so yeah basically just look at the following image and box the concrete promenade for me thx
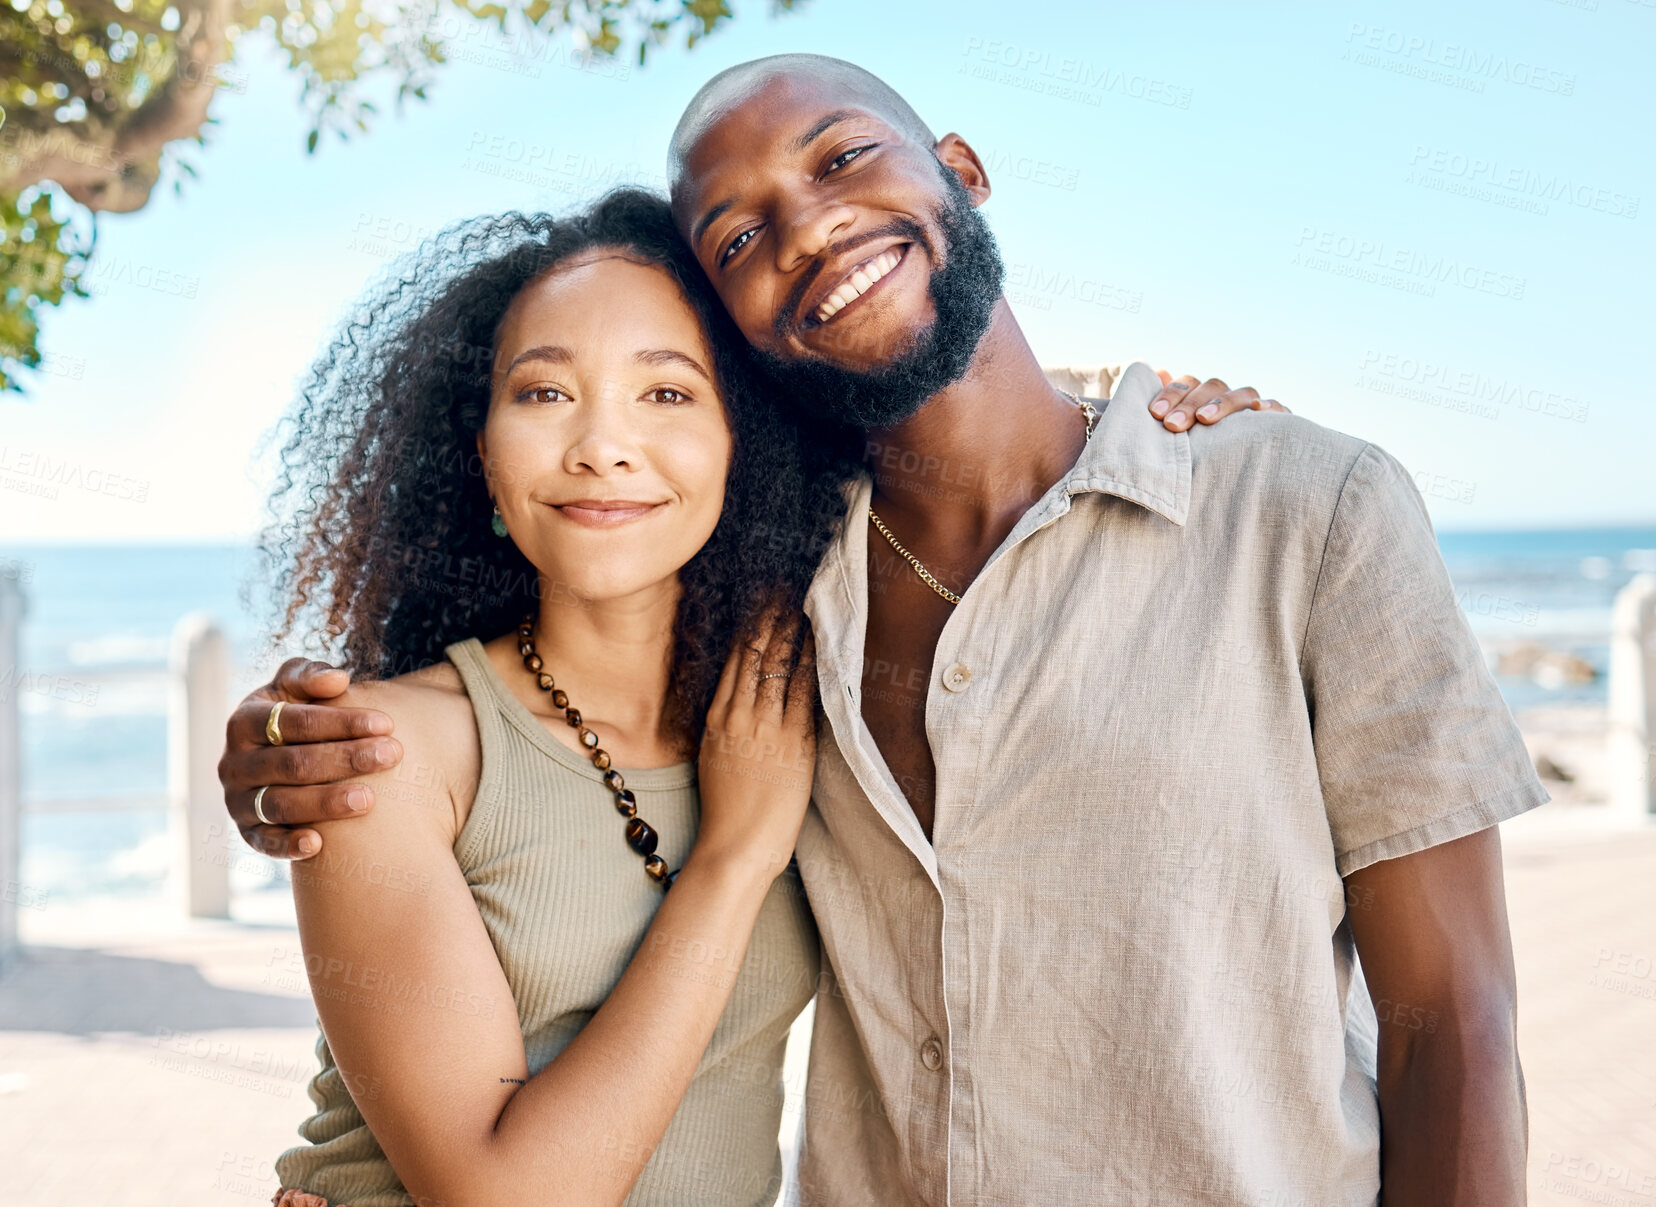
[1,817,1652,1206]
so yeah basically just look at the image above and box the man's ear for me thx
[934,133,991,206]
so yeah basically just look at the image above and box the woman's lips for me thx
[550,501,667,527]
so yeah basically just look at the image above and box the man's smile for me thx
[801,243,911,330]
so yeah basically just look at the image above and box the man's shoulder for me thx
[1185,410,1377,508]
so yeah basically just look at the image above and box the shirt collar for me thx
[1063,360,1191,526]
[806,359,1193,629]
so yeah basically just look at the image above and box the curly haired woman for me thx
[263,189,862,1207]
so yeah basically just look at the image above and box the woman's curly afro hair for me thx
[262,188,863,755]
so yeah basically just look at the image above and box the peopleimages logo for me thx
[1293,228,1526,301]
[1342,23,1577,96]
[1356,349,1591,424]
[1407,146,1639,220]
[959,37,1194,109]
[0,446,151,502]
[1004,261,1144,314]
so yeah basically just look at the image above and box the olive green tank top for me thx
[274,638,820,1206]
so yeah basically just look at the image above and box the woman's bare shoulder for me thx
[342,660,469,717]
[332,660,479,833]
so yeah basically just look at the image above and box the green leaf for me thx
[0,0,808,382]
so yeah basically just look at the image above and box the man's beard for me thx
[750,171,1005,430]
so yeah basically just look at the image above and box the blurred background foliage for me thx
[0,0,802,390]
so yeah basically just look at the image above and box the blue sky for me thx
[2,0,1651,542]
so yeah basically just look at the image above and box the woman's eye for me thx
[519,386,566,404]
[825,144,874,175]
[720,227,756,266]
[647,387,690,406]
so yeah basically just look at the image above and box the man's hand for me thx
[1149,371,1290,431]
[218,658,402,860]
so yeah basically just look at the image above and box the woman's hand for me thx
[286,672,792,1207]
[1149,370,1291,431]
[694,604,818,882]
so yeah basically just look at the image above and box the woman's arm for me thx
[294,614,817,1207]
[217,379,1273,860]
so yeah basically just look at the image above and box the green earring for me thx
[491,505,508,538]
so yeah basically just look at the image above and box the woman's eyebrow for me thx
[635,348,713,381]
[504,344,574,373]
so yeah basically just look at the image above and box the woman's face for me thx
[480,253,735,605]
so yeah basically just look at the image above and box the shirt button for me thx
[942,663,972,692]
[920,1037,944,1071]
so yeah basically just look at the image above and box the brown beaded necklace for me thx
[515,616,678,890]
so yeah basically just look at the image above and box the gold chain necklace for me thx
[867,509,963,604]
[868,390,1097,606]
[516,616,678,890]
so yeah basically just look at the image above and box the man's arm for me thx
[1294,439,1547,1202]
[1345,827,1527,1205]
[218,658,403,859]
[222,380,1278,858]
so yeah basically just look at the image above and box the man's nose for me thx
[775,197,856,274]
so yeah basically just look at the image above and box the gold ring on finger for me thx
[253,784,274,826]
[758,672,788,681]
[265,700,287,746]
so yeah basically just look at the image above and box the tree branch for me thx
[1,0,234,212]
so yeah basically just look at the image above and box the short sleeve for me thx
[1302,443,1549,876]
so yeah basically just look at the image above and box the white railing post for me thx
[1608,573,1656,825]
[169,613,231,917]
[0,569,25,974]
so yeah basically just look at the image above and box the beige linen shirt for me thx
[793,361,1548,1206]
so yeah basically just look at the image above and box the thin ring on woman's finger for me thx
[727,633,769,715]
[253,784,274,825]
[753,628,796,710]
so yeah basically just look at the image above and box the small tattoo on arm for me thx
[499,1077,526,1086]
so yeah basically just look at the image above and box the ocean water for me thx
[3,529,1654,902]
[1,545,280,905]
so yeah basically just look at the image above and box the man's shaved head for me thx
[668,54,934,191]
[662,52,1004,429]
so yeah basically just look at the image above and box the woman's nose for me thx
[563,391,644,474]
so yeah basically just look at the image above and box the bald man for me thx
[221,54,1538,1207]
[664,55,1536,1206]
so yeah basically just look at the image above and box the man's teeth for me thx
[815,249,902,323]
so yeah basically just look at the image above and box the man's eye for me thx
[825,144,875,175]
[720,227,756,266]
[647,387,690,406]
